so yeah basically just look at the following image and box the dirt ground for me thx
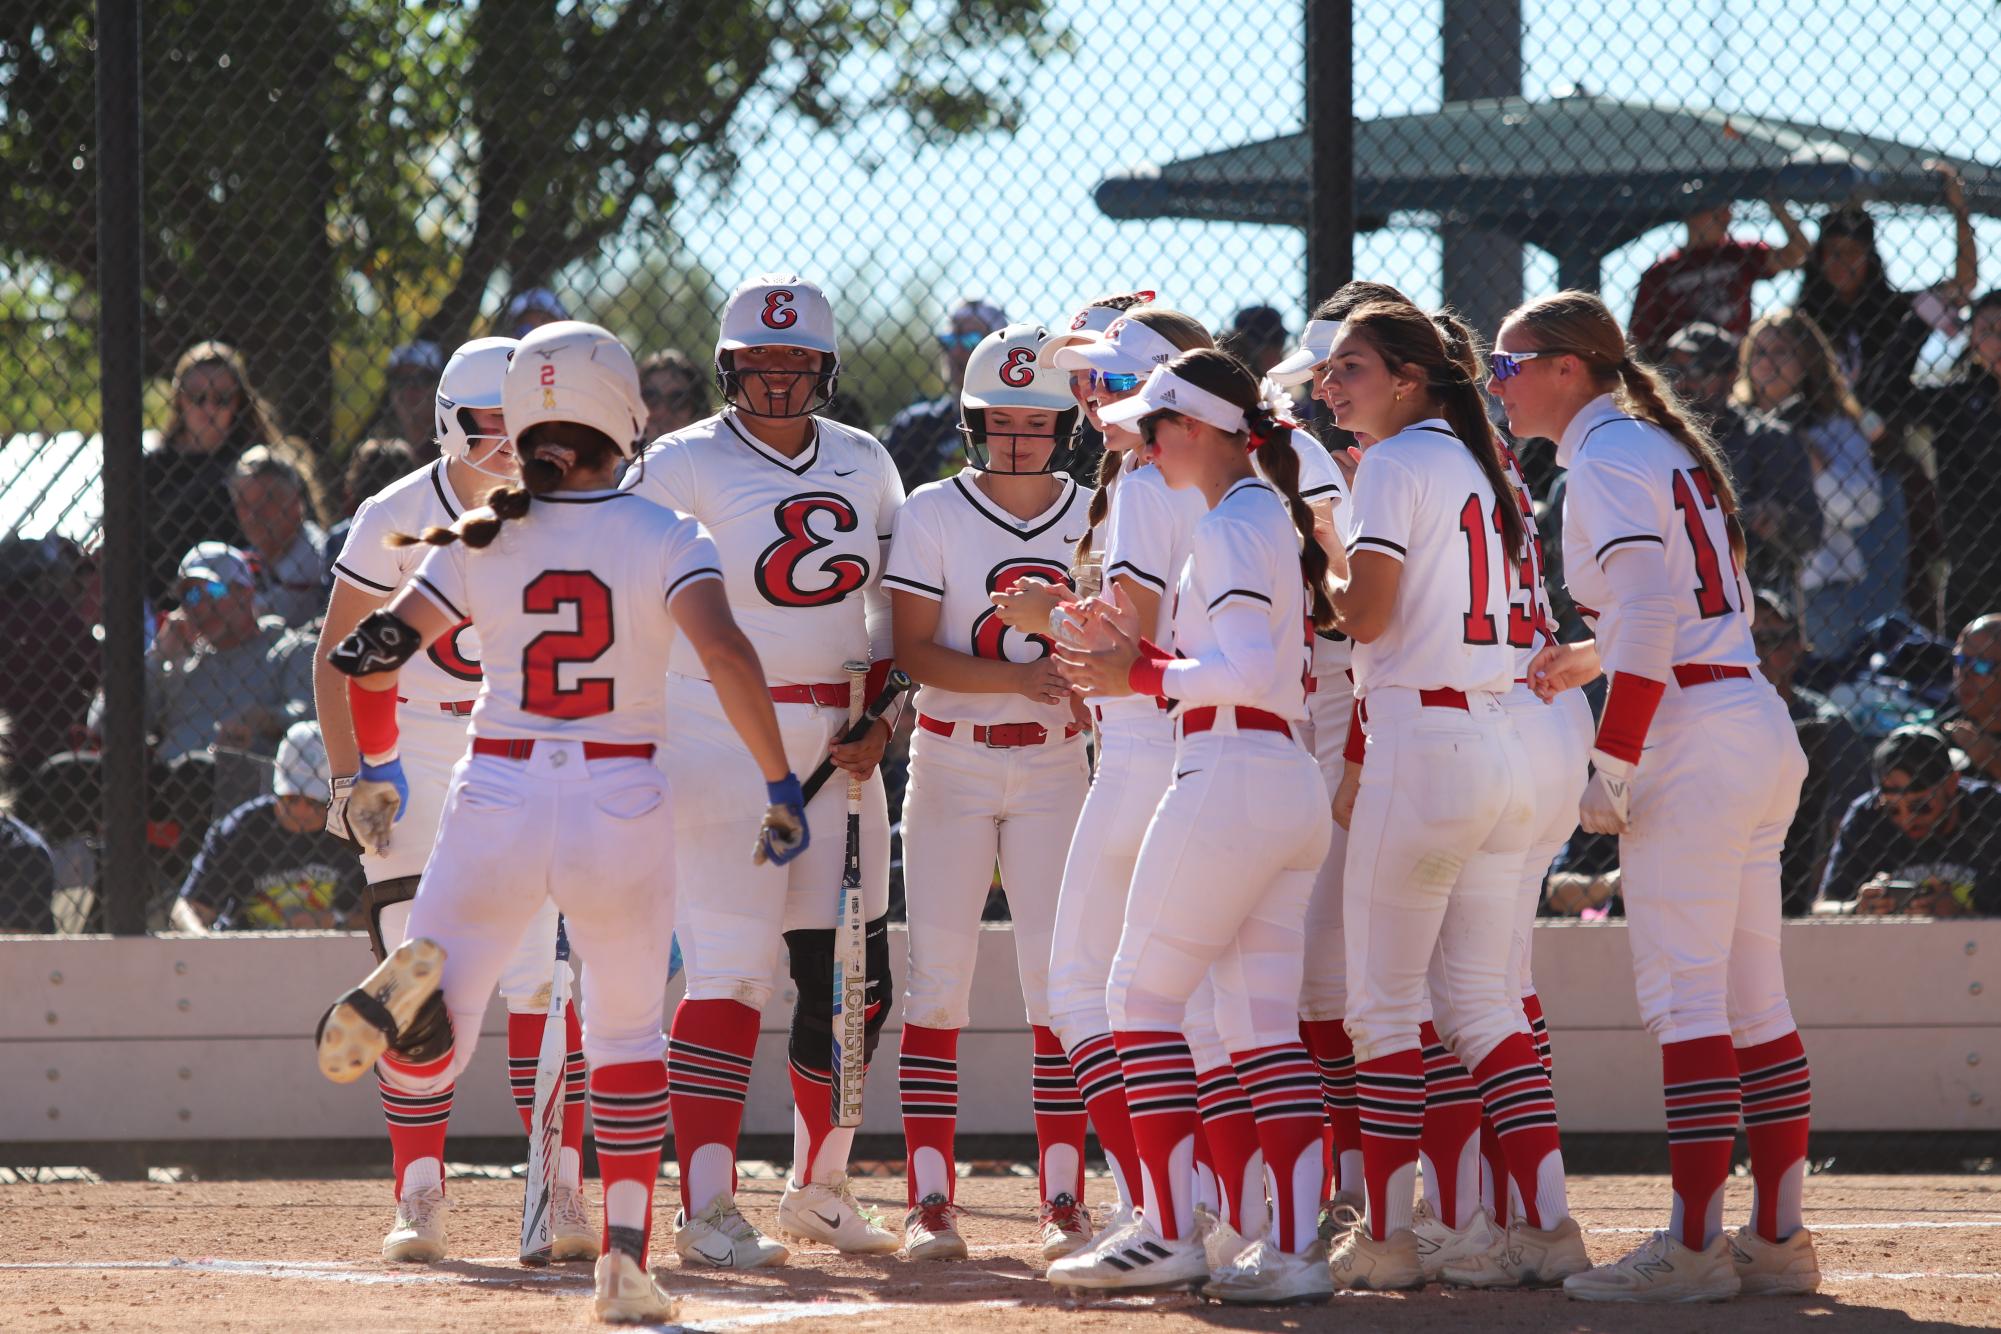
[1,1168,1997,1332]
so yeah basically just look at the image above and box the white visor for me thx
[1099,367,1248,435]
[1036,290,1159,369]
[1265,319,1343,387]
[1050,316,1182,376]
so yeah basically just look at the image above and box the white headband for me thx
[1098,366,1248,435]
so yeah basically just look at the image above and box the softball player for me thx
[621,274,905,1264]
[1494,291,1815,1303]
[883,323,1095,1262]
[315,337,591,1264]
[314,320,808,1325]
[1045,348,1335,1305]
[1311,302,1567,1294]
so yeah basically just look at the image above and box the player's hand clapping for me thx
[1051,598,1142,698]
[989,576,1072,638]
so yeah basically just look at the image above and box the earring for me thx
[1394,390,1402,402]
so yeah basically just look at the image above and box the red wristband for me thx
[1594,669,1666,765]
[1128,654,1172,699]
[1343,696,1366,766]
[347,679,402,761]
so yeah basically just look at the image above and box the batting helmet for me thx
[501,321,647,460]
[714,273,840,418]
[434,336,519,476]
[960,324,1079,475]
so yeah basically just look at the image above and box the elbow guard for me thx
[329,609,422,678]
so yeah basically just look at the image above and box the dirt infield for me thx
[2,1170,1997,1332]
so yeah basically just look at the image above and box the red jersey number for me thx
[1671,468,1737,619]
[971,558,1073,660]
[1460,493,1544,649]
[754,493,871,608]
[521,571,616,719]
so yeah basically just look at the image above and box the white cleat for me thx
[592,1249,680,1324]
[1412,1201,1502,1280]
[1728,1224,1821,1296]
[776,1175,900,1255]
[317,938,446,1084]
[903,1192,969,1261]
[1192,1204,1248,1272]
[674,1192,789,1269]
[1039,1192,1094,1261]
[1563,1229,1741,1303]
[1046,1214,1210,1293]
[1202,1238,1333,1306]
[1329,1225,1426,1291]
[381,1184,447,1263]
[1443,1214,1590,1288]
[551,1183,601,1262]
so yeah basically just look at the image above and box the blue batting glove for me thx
[358,756,409,820]
[753,773,809,866]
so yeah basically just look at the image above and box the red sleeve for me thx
[1342,696,1366,766]
[1593,670,1667,765]
[348,680,401,762]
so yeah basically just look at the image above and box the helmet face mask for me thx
[435,337,519,471]
[715,346,838,421]
[960,323,1078,475]
[714,274,841,421]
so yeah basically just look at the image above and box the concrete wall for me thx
[2,919,1993,1144]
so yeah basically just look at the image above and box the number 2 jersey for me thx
[1556,394,1756,670]
[408,490,723,745]
[622,412,904,685]
[883,469,1087,731]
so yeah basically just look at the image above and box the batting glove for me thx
[350,755,409,856]
[325,774,361,850]
[1579,749,1635,835]
[753,773,809,867]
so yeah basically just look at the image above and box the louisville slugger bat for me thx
[831,660,871,1128]
[800,668,913,805]
[519,915,571,1265]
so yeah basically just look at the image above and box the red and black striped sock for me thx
[1472,1032,1567,1228]
[1355,1048,1425,1240]
[1663,1036,1740,1251]
[1066,1031,1142,1213]
[1418,1021,1483,1230]
[1031,1025,1089,1207]
[1195,1063,1264,1235]
[1233,1043,1323,1253]
[1113,1030,1198,1241]
[1300,1018,1361,1202]
[1737,1031,1811,1242]
[899,1023,958,1206]
[378,1048,454,1200]
[1522,991,1553,1074]
[666,998,758,1214]
[590,1059,669,1264]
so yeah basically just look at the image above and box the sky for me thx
[602,0,2001,369]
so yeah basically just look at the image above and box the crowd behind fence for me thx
[3,1,2001,937]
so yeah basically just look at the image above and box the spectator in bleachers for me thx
[1541,831,1622,918]
[169,720,364,932]
[0,536,100,774]
[143,340,286,603]
[321,437,420,588]
[383,341,444,463]
[1218,304,1289,378]
[1940,614,2001,784]
[1754,589,1873,913]
[1818,724,2001,916]
[230,446,329,628]
[1629,196,1811,359]
[1909,291,2001,636]
[1737,309,1899,659]
[0,712,58,934]
[640,348,710,440]
[881,297,1006,492]
[1661,321,1821,595]
[503,287,569,338]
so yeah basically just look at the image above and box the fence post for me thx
[96,0,149,935]
[1305,0,1354,310]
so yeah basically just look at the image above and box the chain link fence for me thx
[3,0,2000,954]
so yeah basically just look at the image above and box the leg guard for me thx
[363,875,422,962]
[784,913,893,1074]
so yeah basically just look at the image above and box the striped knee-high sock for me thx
[1113,1031,1198,1241]
[1418,1021,1484,1230]
[1472,1033,1568,1228]
[590,1059,670,1264]
[1195,1063,1264,1236]
[1737,1032,1811,1243]
[1233,1044,1324,1253]
[899,1023,958,1206]
[1355,1048,1425,1241]
[1663,1036,1740,1251]
[1031,1025,1089,1207]
[1301,1018,1361,1202]
[1066,1032,1142,1214]
[1522,991,1553,1074]
[666,999,758,1215]
[507,1007,588,1188]
[378,1048,454,1200]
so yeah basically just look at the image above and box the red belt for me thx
[1178,706,1293,739]
[1673,663,1752,688]
[1418,688,1469,710]
[472,738,657,761]
[767,682,852,708]
[917,715,1081,748]
[398,696,477,716]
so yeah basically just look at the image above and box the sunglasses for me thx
[1489,349,1574,381]
[1956,652,2000,677]
[182,391,241,409]
[179,578,232,608]
[937,331,986,351]
[1090,370,1142,395]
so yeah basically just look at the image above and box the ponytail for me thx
[391,485,532,550]
[1247,403,1337,630]
[1074,446,1124,566]
[1613,358,1746,564]
[388,422,618,552]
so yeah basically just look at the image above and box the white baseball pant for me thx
[1618,677,1806,1047]
[1298,672,1354,1021]
[1500,682,1593,1000]
[900,726,1089,1028]
[662,674,890,1009]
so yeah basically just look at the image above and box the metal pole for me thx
[1305,0,1353,311]
[1441,0,1524,343]
[96,0,149,935]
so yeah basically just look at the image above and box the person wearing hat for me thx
[1818,723,2001,916]
[384,340,446,461]
[1660,321,1820,597]
[503,286,570,339]
[1629,197,1811,360]
[881,298,1008,492]
[169,720,366,932]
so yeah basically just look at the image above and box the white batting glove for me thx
[1579,749,1635,835]
[325,775,360,849]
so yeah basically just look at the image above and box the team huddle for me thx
[306,272,1817,1321]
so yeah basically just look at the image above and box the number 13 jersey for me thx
[622,412,905,685]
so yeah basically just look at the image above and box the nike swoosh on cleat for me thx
[694,1239,736,1266]
[812,1210,845,1230]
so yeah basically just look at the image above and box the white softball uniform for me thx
[1300,456,1356,1022]
[623,412,902,1007]
[1341,422,1534,1069]
[400,490,723,1078]
[331,460,560,1008]
[1107,478,1332,1054]
[885,472,1091,1028]
[1557,396,1804,1046]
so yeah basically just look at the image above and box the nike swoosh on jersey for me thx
[1176,769,1201,780]
[831,467,858,476]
